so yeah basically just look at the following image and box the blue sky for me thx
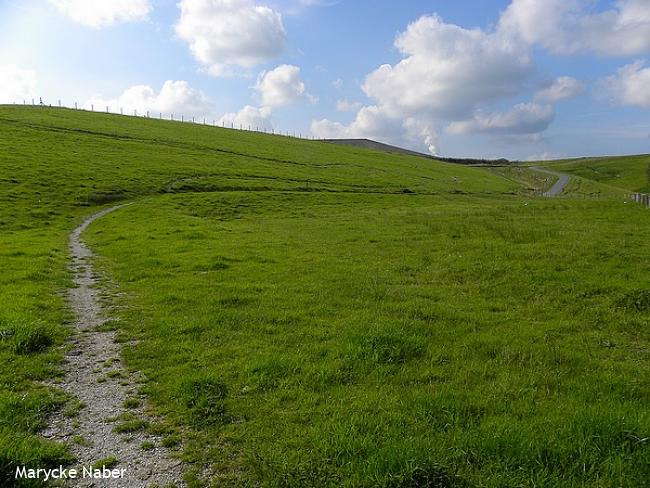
[1,0,649,160]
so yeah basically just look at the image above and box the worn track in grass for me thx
[43,204,185,488]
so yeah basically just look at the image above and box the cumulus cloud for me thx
[87,80,215,118]
[312,13,535,154]
[336,99,362,112]
[535,77,584,103]
[312,106,396,139]
[601,61,650,108]
[175,0,286,76]
[362,14,533,120]
[314,2,649,153]
[298,0,337,6]
[255,64,311,107]
[0,64,36,104]
[219,65,310,135]
[525,152,566,162]
[48,0,151,28]
[312,105,439,155]
[446,103,555,136]
[499,0,650,56]
[218,105,272,130]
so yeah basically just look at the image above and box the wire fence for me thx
[631,192,650,208]
[9,98,650,208]
[12,97,317,140]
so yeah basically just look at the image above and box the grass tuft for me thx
[11,320,54,355]
[616,289,650,312]
[91,456,119,470]
[179,378,229,426]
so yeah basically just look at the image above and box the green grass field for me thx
[1,106,649,487]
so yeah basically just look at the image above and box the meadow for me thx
[0,106,648,487]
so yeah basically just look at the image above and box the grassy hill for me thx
[537,155,650,194]
[1,106,649,487]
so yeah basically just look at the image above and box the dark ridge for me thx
[322,138,514,166]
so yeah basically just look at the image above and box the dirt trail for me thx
[531,166,570,197]
[43,204,185,487]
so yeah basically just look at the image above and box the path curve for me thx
[43,204,185,487]
[531,166,570,197]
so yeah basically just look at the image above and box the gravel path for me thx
[43,204,185,488]
[531,167,570,197]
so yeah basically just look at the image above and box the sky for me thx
[0,0,649,160]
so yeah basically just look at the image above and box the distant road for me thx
[531,167,570,197]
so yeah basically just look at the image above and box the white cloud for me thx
[602,61,650,108]
[315,2,650,153]
[312,105,394,139]
[335,99,362,112]
[535,77,585,103]
[298,0,337,6]
[362,14,533,120]
[175,0,286,76]
[48,0,151,28]
[446,103,555,136]
[312,105,439,155]
[87,80,215,118]
[219,65,309,135]
[255,64,310,107]
[525,152,566,162]
[331,78,343,89]
[218,105,272,130]
[312,13,536,154]
[0,65,36,104]
[499,0,650,56]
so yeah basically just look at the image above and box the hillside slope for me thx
[1,106,648,488]
[539,154,650,193]
[0,105,518,486]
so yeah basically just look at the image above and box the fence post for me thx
[58,100,61,107]
[181,115,184,122]
[120,107,123,115]
[106,106,109,113]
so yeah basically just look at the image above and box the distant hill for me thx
[322,138,513,165]
[537,154,650,193]
[321,138,434,159]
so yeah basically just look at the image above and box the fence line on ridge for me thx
[12,97,316,141]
